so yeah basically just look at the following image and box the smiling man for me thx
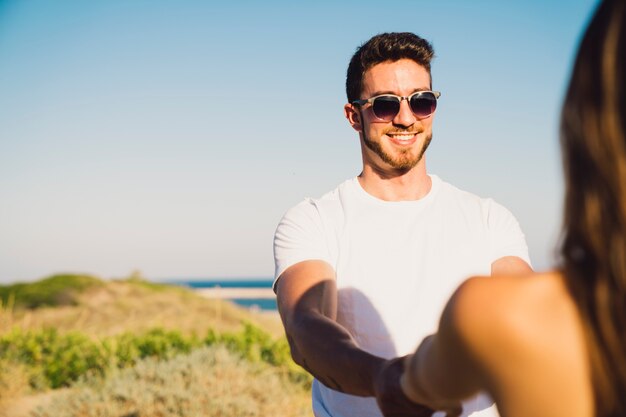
[273,32,532,417]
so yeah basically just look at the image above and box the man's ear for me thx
[344,103,362,132]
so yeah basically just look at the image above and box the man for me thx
[273,32,532,417]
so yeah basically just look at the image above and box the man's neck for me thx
[358,162,431,202]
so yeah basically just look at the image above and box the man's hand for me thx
[373,356,435,417]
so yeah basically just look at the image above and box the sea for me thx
[163,278,277,311]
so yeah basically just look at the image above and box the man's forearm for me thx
[276,263,385,397]
[286,310,384,396]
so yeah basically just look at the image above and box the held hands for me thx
[401,336,464,417]
[373,355,435,417]
[373,355,463,417]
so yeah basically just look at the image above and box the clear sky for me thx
[0,0,599,283]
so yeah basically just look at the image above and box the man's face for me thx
[352,59,435,172]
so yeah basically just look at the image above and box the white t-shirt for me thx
[274,175,530,417]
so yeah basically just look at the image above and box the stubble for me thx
[363,130,432,171]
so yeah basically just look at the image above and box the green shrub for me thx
[115,328,198,365]
[203,328,218,345]
[0,328,111,389]
[207,322,311,388]
[32,346,311,417]
[217,322,271,362]
[0,323,311,391]
[0,274,103,309]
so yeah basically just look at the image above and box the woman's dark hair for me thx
[345,32,434,103]
[559,0,626,415]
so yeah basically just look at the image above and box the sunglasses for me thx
[352,90,441,121]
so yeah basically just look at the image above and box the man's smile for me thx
[385,131,421,144]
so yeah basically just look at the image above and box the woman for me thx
[395,0,626,416]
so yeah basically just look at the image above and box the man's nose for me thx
[392,98,416,127]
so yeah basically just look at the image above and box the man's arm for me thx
[276,260,434,416]
[276,259,381,395]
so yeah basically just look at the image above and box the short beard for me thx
[363,130,432,171]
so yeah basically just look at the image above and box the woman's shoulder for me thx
[450,271,580,352]
[446,271,593,416]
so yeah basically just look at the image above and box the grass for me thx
[0,274,284,338]
[0,274,103,309]
[0,273,310,417]
[32,346,310,417]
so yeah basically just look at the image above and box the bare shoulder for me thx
[449,271,578,341]
[446,272,593,416]
[453,272,573,325]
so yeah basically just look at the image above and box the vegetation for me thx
[32,346,310,417]
[0,274,103,309]
[0,273,285,338]
[0,324,307,391]
[0,273,310,417]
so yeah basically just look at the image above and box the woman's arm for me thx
[399,277,491,413]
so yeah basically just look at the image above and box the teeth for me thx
[389,133,415,141]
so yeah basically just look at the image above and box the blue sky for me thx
[0,0,598,283]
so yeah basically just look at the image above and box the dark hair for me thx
[559,0,626,415]
[345,32,434,103]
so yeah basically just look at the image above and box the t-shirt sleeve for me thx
[485,199,532,267]
[273,199,332,289]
